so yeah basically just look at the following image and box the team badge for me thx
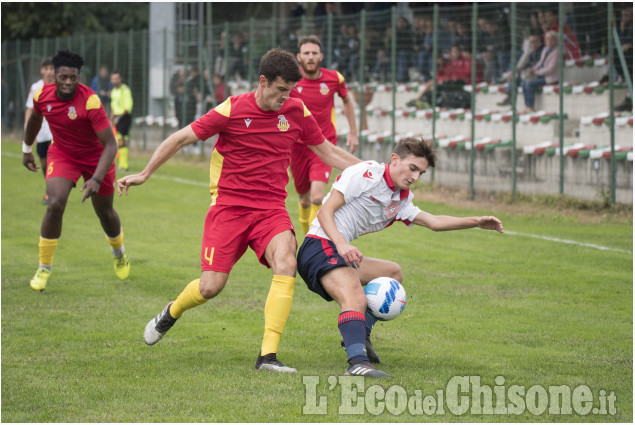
[319,82,329,95]
[67,106,77,120]
[277,115,289,132]
[384,201,400,218]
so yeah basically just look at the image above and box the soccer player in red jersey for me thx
[22,50,130,292]
[118,48,361,372]
[290,35,359,233]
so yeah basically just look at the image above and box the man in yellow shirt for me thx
[110,70,133,171]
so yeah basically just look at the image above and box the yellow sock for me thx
[170,279,208,318]
[105,229,124,253]
[261,275,295,355]
[309,204,321,228]
[118,146,129,169]
[298,202,311,234]
[39,237,58,267]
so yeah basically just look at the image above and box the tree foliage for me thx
[2,2,149,41]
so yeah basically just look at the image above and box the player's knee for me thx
[45,197,66,218]
[388,262,403,283]
[198,279,224,299]
[271,255,297,277]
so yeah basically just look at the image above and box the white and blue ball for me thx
[364,277,407,321]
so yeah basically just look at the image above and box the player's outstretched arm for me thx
[22,111,44,172]
[317,189,363,268]
[117,125,199,196]
[309,139,361,172]
[413,211,504,233]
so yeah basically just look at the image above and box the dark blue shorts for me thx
[36,141,51,159]
[297,235,351,302]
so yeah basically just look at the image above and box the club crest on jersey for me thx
[67,106,77,120]
[277,115,289,132]
[363,169,374,179]
[385,200,400,218]
[244,118,252,128]
[319,82,329,95]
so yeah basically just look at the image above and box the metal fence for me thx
[2,3,632,203]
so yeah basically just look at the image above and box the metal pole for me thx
[128,29,134,91]
[113,31,119,71]
[162,28,167,140]
[199,6,206,159]
[183,25,190,131]
[510,2,517,201]
[431,4,439,183]
[558,4,565,195]
[248,17,255,90]
[327,12,333,67]
[390,6,397,151]
[224,21,230,99]
[95,33,101,78]
[271,16,277,47]
[142,29,148,150]
[207,3,216,108]
[357,9,366,158]
[469,3,477,200]
[608,3,616,204]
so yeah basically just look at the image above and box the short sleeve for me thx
[299,102,326,146]
[191,97,231,140]
[336,71,349,99]
[331,162,381,203]
[396,193,422,225]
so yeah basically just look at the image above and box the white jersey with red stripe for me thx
[307,160,422,243]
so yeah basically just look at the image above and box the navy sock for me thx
[338,311,368,364]
[365,311,378,336]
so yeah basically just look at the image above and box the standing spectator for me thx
[542,7,581,60]
[91,64,113,117]
[211,73,231,106]
[396,17,414,82]
[522,31,559,112]
[110,70,133,171]
[25,57,55,204]
[498,32,543,106]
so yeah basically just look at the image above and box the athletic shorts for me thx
[297,235,351,302]
[115,114,132,137]
[36,141,52,159]
[46,148,116,196]
[200,205,295,273]
[290,143,332,194]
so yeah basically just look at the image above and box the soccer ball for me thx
[364,277,407,321]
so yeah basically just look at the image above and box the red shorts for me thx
[46,148,116,196]
[290,143,332,194]
[200,205,296,273]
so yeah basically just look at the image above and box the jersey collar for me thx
[383,163,410,200]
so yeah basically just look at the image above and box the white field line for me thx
[4,150,631,254]
[504,230,632,255]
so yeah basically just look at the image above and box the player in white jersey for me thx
[25,57,55,204]
[297,137,504,377]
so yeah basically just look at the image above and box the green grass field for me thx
[2,140,632,422]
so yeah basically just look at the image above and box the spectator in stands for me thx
[212,73,231,105]
[453,20,472,51]
[91,64,112,116]
[522,31,559,112]
[395,17,414,82]
[541,7,581,60]
[372,26,391,82]
[414,16,434,82]
[334,23,360,81]
[407,45,471,109]
[477,17,497,83]
[498,32,543,106]
[615,6,632,112]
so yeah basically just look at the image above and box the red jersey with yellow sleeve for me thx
[290,68,348,144]
[190,92,326,210]
[32,83,111,165]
